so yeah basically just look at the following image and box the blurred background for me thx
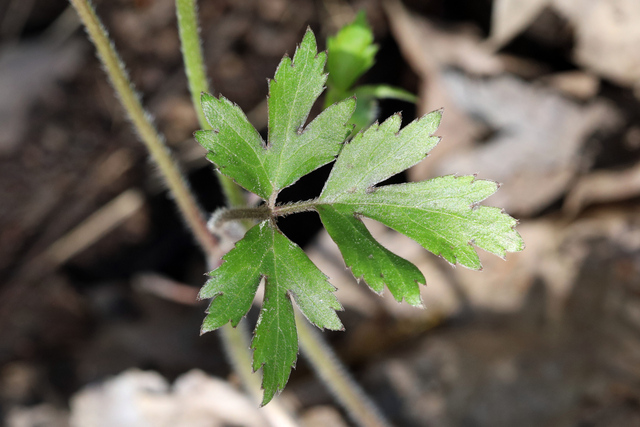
[1,0,640,425]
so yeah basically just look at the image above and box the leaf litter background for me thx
[1,0,640,425]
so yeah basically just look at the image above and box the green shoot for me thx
[325,11,418,133]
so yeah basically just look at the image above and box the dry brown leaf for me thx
[538,70,600,100]
[452,219,577,319]
[489,0,640,88]
[488,0,552,49]
[553,0,640,88]
[69,369,270,427]
[431,72,620,216]
[564,162,640,216]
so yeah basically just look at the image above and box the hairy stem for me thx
[69,0,219,259]
[214,206,272,224]
[175,0,208,129]
[70,0,284,420]
[214,201,318,225]
[272,200,318,217]
[175,0,245,208]
[296,312,391,427]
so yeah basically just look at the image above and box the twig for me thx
[45,189,144,265]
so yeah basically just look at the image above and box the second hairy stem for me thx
[175,0,245,208]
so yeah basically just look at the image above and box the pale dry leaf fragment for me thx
[444,207,640,328]
[489,0,640,88]
[300,405,350,427]
[488,0,552,49]
[563,162,640,216]
[538,70,600,101]
[69,369,268,427]
[552,0,640,88]
[385,0,503,76]
[432,72,620,216]
[452,219,575,317]
[6,404,69,427]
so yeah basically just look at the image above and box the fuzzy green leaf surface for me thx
[200,221,342,405]
[318,112,524,275]
[196,93,272,199]
[196,29,355,200]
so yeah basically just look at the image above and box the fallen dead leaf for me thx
[564,162,640,216]
[553,0,640,88]
[488,0,552,49]
[488,0,640,88]
[432,71,620,216]
[69,369,272,427]
[538,70,600,101]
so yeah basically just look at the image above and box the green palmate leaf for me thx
[200,221,342,405]
[318,112,524,275]
[196,30,355,201]
[196,27,523,405]
[195,28,353,406]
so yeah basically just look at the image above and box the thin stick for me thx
[175,0,245,208]
[68,0,220,260]
[45,189,144,265]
